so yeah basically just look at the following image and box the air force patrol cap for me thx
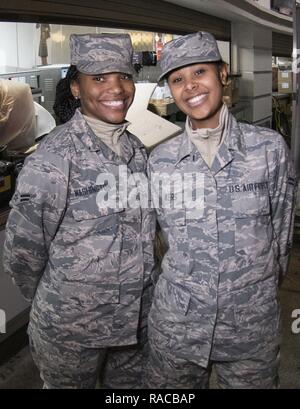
[158,31,222,82]
[70,33,135,76]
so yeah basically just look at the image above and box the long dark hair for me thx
[53,65,81,124]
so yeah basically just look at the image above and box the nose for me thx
[185,77,198,92]
[108,77,123,94]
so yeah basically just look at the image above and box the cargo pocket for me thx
[57,281,120,338]
[234,295,280,344]
[70,202,124,258]
[72,203,124,231]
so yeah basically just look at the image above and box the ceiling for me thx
[163,0,293,34]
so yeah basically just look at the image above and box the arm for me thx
[269,137,297,280]
[3,150,68,302]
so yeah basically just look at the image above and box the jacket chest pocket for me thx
[72,199,124,247]
[72,203,124,233]
[55,199,125,276]
[232,194,273,259]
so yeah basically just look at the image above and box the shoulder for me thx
[37,119,76,159]
[23,121,74,178]
[239,122,288,152]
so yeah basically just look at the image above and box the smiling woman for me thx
[146,31,296,390]
[3,33,156,389]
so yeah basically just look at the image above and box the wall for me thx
[0,21,230,76]
[17,23,38,68]
[0,22,18,67]
[0,22,38,68]
[217,40,230,65]
[233,22,273,124]
[49,24,99,65]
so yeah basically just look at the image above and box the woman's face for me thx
[167,62,227,129]
[71,72,135,124]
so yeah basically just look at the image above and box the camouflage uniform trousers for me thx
[145,323,280,389]
[29,325,148,389]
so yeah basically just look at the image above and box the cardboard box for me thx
[149,100,177,117]
[278,70,292,82]
[278,70,293,94]
[278,82,293,94]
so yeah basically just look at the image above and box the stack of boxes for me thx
[278,70,293,93]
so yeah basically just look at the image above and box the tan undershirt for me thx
[186,103,229,168]
[83,114,130,157]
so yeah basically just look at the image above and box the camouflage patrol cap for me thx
[70,33,135,76]
[158,31,222,82]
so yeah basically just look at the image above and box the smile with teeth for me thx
[101,100,125,108]
[186,94,208,107]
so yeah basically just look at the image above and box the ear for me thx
[219,63,228,86]
[70,79,80,99]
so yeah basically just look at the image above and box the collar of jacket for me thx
[175,113,246,170]
[71,109,135,164]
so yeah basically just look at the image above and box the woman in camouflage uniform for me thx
[146,31,296,389]
[4,33,155,389]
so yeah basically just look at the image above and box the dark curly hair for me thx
[53,65,81,124]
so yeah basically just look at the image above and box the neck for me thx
[190,102,223,130]
[82,115,127,128]
[83,114,129,156]
[185,103,230,168]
